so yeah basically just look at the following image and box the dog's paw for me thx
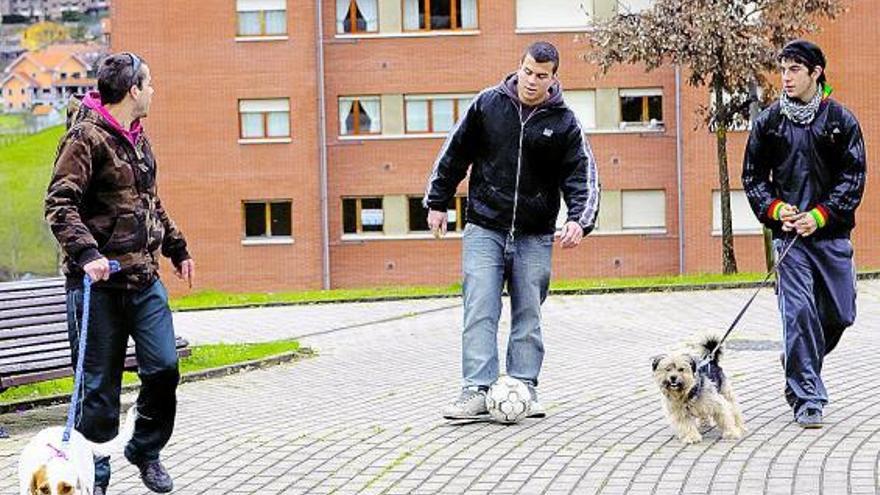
[722,428,743,440]
[680,432,702,444]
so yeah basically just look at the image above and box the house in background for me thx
[0,43,103,112]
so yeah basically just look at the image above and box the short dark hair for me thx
[97,52,146,104]
[778,40,827,85]
[522,41,559,74]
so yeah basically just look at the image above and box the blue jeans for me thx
[66,279,180,488]
[776,236,856,418]
[461,223,553,390]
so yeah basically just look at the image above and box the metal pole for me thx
[316,0,330,289]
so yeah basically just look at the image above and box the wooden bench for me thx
[0,277,190,392]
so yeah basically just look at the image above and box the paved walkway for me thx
[3,281,880,494]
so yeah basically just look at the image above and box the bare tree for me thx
[587,0,846,273]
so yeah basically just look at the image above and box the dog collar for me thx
[46,442,69,462]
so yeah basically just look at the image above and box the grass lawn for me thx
[0,113,27,134]
[0,339,301,406]
[170,272,773,311]
[0,125,64,277]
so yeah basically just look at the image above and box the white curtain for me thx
[266,112,289,137]
[360,98,381,133]
[264,10,287,34]
[461,0,478,28]
[336,0,349,33]
[338,98,354,134]
[238,12,261,35]
[403,0,420,30]
[406,100,428,132]
[432,99,454,132]
[356,0,379,32]
[241,113,263,138]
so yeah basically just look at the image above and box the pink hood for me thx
[82,91,143,146]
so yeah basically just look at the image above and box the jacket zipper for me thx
[509,99,544,243]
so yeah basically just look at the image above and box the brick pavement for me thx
[2,282,880,494]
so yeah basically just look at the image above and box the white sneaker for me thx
[442,387,488,419]
[528,400,546,418]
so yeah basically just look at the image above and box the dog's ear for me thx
[651,355,665,371]
[29,465,47,495]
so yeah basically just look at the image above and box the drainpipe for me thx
[316,0,331,289]
[675,64,685,275]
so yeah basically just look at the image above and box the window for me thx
[236,0,287,36]
[339,96,381,135]
[336,0,378,33]
[403,0,478,31]
[343,197,384,234]
[619,0,653,14]
[60,72,67,79]
[713,190,762,234]
[619,88,663,128]
[72,72,80,79]
[239,99,290,139]
[405,94,472,133]
[566,89,596,129]
[408,196,467,232]
[621,190,666,230]
[243,200,292,238]
[516,0,591,31]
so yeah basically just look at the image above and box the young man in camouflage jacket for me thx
[45,52,194,494]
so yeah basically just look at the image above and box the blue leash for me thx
[62,260,120,445]
[698,235,800,369]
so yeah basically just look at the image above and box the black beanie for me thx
[779,39,827,84]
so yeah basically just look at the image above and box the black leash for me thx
[699,234,799,368]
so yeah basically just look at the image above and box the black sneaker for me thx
[94,487,106,495]
[126,451,174,493]
[797,408,823,429]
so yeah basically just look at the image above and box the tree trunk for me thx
[714,75,738,274]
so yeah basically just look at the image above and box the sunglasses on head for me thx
[122,52,142,88]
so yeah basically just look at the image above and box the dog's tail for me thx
[699,335,723,364]
[90,405,137,458]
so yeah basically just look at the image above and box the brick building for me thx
[111,0,877,293]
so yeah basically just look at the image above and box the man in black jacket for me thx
[743,40,866,429]
[424,41,600,420]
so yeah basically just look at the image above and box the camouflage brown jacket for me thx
[45,97,190,290]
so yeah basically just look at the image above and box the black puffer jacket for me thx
[742,98,866,239]
[424,74,600,236]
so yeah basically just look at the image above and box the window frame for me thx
[339,0,379,34]
[407,195,467,233]
[619,88,664,129]
[242,200,293,239]
[402,0,479,32]
[339,96,383,136]
[342,196,385,235]
[238,98,291,140]
[236,2,287,37]
[404,94,473,134]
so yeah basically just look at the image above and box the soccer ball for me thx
[485,375,532,424]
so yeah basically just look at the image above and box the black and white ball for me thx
[485,375,532,424]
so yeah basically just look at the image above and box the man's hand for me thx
[793,213,819,237]
[427,210,448,239]
[83,257,111,282]
[782,211,804,233]
[556,221,584,249]
[175,258,195,289]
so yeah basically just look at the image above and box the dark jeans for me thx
[66,279,180,488]
[775,236,857,418]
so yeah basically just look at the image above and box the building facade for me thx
[111,0,878,293]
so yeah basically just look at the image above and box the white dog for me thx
[18,407,136,495]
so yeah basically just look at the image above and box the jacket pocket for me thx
[102,211,147,253]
